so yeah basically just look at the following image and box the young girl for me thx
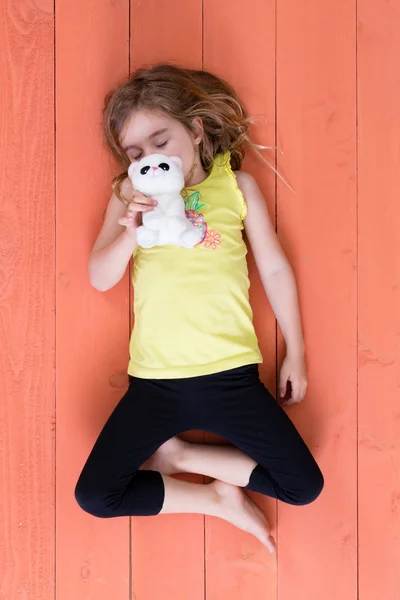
[75,64,324,553]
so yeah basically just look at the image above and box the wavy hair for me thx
[102,63,271,204]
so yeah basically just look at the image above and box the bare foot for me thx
[139,436,186,475]
[212,480,276,553]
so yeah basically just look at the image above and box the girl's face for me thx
[120,110,203,180]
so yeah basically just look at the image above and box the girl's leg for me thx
[202,365,324,505]
[141,435,257,486]
[75,374,275,549]
[159,365,323,506]
[75,377,184,517]
[159,475,276,552]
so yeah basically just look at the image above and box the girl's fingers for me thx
[289,382,301,403]
[119,204,154,227]
[127,204,154,216]
[279,366,290,399]
[129,195,157,207]
[118,217,133,227]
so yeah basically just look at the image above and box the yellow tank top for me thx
[128,151,263,379]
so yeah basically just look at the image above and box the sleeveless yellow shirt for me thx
[127,151,263,379]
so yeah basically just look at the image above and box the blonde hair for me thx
[102,63,272,205]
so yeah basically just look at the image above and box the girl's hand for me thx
[117,189,158,233]
[279,354,308,406]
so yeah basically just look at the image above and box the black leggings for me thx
[75,365,324,517]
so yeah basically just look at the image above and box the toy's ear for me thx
[170,156,183,170]
[128,162,138,180]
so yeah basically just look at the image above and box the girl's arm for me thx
[89,178,157,292]
[236,171,307,403]
[88,193,138,292]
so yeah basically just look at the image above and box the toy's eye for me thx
[140,166,150,175]
[158,163,170,171]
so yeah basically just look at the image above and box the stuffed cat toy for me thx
[128,154,202,249]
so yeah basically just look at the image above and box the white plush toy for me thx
[128,154,202,249]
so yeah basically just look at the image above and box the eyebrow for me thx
[122,128,168,151]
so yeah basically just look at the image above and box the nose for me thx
[152,166,158,171]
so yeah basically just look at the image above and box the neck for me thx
[185,153,209,187]
[189,165,208,186]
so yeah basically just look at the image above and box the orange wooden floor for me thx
[1,1,399,599]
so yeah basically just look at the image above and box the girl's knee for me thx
[74,470,164,517]
[289,467,324,506]
[74,479,114,518]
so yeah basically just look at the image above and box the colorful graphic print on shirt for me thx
[184,191,222,250]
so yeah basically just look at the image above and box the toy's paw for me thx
[136,226,157,249]
[144,212,163,230]
[181,226,202,249]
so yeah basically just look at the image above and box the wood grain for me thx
[130,3,205,600]
[55,1,130,599]
[276,1,357,598]
[130,0,202,71]
[358,1,400,598]
[203,1,277,598]
[0,1,55,598]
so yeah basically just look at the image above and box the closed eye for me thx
[130,141,166,161]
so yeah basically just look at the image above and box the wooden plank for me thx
[131,0,203,70]
[55,1,130,599]
[0,2,55,598]
[276,1,357,599]
[203,1,277,598]
[357,2,400,598]
[130,3,205,600]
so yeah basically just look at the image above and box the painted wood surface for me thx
[1,1,398,599]
[357,1,400,598]
[276,2,358,599]
[0,1,55,598]
[55,1,130,599]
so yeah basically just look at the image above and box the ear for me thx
[191,116,204,144]
[128,162,138,180]
[170,156,183,170]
